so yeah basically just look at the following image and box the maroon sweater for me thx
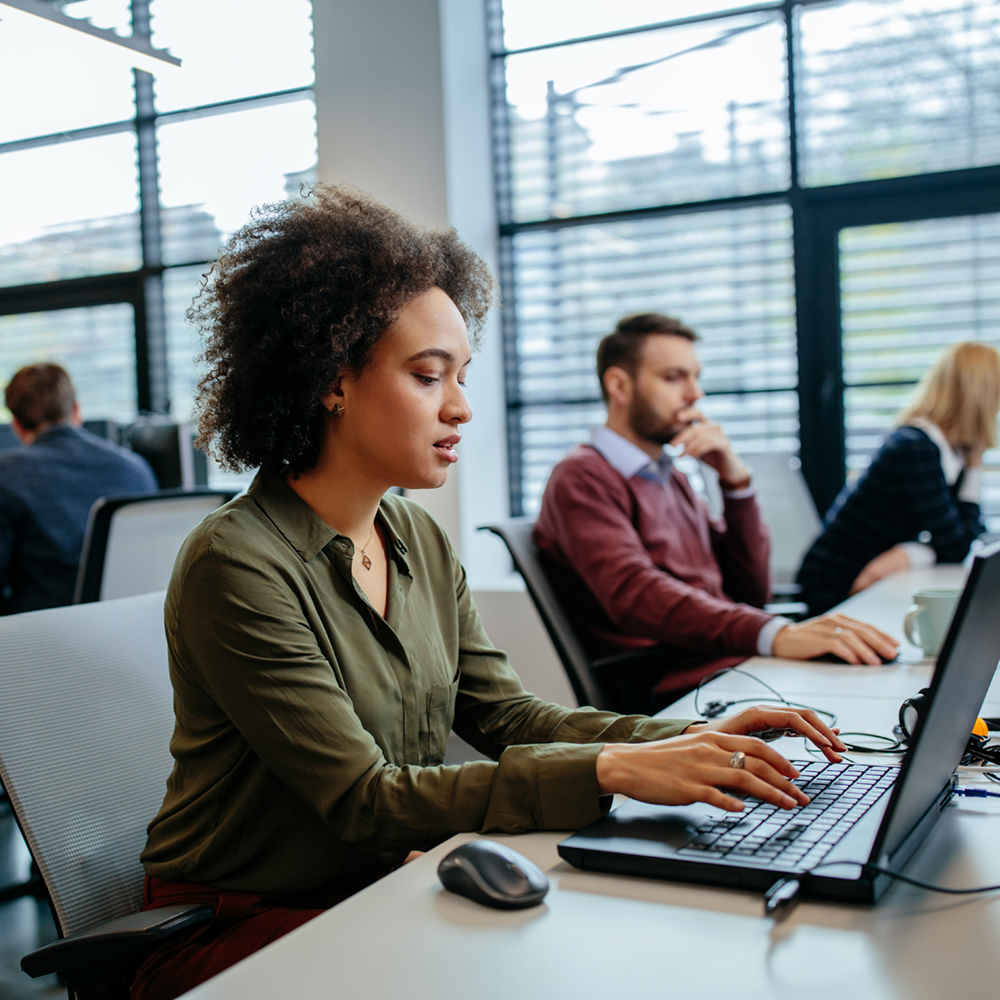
[533,444,775,697]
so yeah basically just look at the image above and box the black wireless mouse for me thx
[437,840,549,909]
[814,651,899,664]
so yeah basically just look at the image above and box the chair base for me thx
[0,873,46,905]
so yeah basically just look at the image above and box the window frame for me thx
[490,0,1000,517]
[0,0,316,419]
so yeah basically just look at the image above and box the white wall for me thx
[311,0,577,704]
[473,589,574,705]
[312,0,511,585]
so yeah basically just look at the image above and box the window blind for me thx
[506,202,797,513]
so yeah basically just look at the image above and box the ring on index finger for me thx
[833,626,844,637]
[729,750,746,769]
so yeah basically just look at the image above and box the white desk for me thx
[185,567,1000,1000]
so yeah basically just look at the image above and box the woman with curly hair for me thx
[132,186,845,1000]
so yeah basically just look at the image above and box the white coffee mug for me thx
[903,589,961,657]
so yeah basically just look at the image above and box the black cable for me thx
[962,735,1000,766]
[765,858,1000,916]
[693,665,837,727]
[833,731,906,754]
[847,855,1000,893]
[866,864,1000,894]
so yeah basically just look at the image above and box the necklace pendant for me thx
[361,551,372,571]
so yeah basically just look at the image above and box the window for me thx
[798,0,1000,186]
[492,0,1000,525]
[0,304,137,421]
[0,0,317,478]
[501,10,789,222]
[506,203,797,513]
[840,212,1000,510]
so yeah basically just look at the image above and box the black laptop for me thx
[559,542,1000,904]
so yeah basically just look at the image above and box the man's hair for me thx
[4,363,76,431]
[595,313,698,403]
[192,184,495,475]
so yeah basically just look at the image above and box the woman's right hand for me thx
[772,612,899,663]
[595,729,811,814]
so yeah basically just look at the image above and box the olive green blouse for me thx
[141,471,692,893]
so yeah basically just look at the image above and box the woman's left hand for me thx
[850,544,911,595]
[686,705,846,763]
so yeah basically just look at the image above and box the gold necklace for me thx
[359,523,375,571]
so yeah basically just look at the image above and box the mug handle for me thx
[904,605,921,648]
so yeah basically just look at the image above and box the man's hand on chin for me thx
[669,407,751,488]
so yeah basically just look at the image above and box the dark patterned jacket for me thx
[796,426,982,615]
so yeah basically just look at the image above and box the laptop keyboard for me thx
[675,760,898,871]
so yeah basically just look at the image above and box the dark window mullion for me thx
[784,0,799,191]
[131,0,168,414]
[499,233,525,515]
[0,273,141,316]
[0,120,135,155]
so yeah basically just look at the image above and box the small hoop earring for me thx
[331,403,345,418]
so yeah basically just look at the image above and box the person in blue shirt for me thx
[0,363,158,614]
[797,342,1000,615]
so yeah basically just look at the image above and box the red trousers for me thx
[129,875,369,1000]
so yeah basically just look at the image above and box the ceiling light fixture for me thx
[0,0,180,74]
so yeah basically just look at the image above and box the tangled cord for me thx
[693,665,838,727]
[694,666,1000,760]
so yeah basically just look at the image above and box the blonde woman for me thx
[797,341,1000,615]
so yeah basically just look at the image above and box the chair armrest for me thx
[21,903,215,979]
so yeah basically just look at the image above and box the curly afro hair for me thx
[191,185,495,475]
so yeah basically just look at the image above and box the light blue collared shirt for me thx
[590,425,673,483]
[587,426,788,656]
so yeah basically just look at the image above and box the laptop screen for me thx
[872,542,1000,865]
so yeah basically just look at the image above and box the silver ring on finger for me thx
[729,750,746,769]
[833,626,844,636]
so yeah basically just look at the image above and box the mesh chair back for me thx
[0,592,174,937]
[740,452,822,584]
[75,489,235,603]
[483,520,609,709]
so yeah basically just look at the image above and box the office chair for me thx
[481,520,667,715]
[675,450,816,616]
[739,451,822,588]
[74,488,236,604]
[0,593,213,1000]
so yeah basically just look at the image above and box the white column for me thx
[311,0,511,584]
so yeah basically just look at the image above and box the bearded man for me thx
[533,313,896,705]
